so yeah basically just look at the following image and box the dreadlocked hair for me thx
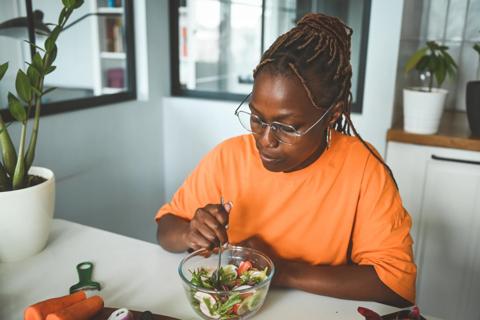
[253,13,398,189]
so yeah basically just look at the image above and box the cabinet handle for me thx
[431,154,480,166]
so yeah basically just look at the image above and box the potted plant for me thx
[403,41,458,134]
[0,0,83,262]
[466,42,480,136]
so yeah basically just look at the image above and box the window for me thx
[0,0,136,121]
[396,0,480,111]
[170,0,371,113]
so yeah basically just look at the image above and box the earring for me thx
[326,126,332,149]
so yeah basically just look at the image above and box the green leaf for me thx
[435,58,446,87]
[427,54,438,73]
[23,40,45,52]
[32,52,44,73]
[415,55,429,73]
[63,10,73,26]
[62,0,76,9]
[441,50,458,69]
[8,92,27,123]
[27,64,41,86]
[405,47,428,73]
[0,121,12,136]
[46,65,56,74]
[0,62,8,81]
[0,162,10,191]
[44,45,58,68]
[45,37,55,53]
[49,26,62,43]
[42,87,57,96]
[31,86,42,97]
[217,293,241,315]
[15,70,32,102]
[73,0,84,9]
[58,7,67,25]
[0,116,18,177]
[474,43,480,56]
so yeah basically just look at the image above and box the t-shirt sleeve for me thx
[155,144,223,222]
[351,153,417,304]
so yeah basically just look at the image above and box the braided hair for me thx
[253,13,398,188]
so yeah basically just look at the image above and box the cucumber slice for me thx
[222,264,238,280]
[250,270,267,282]
[237,291,263,315]
[236,298,250,316]
[246,291,263,310]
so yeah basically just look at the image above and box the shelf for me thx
[100,51,126,59]
[387,110,480,152]
[97,7,124,14]
[102,87,124,94]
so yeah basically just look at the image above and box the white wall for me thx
[162,0,405,201]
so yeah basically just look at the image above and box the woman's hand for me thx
[184,202,232,251]
[236,235,288,286]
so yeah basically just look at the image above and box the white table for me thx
[0,219,427,319]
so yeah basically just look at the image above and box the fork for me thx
[215,196,226,286]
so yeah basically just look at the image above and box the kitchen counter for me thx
[387,110,480,152]
[0,219,439,319]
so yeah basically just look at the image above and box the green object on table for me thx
[69,261,101,293]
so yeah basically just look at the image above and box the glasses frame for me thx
[234,92,336,144]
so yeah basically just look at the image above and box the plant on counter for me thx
[404,40,457,92]
[402,41,458,135]
[0,0,84,192]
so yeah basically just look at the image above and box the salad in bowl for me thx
[178,246,275,319]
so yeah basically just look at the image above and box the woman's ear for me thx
[328,102,343,127]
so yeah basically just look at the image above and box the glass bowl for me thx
[178,245,275,320]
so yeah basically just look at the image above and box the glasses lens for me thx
[271,124,299,144]
[237,111,254,132]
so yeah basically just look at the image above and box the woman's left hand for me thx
[235,235,288,286]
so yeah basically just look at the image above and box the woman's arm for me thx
[240,236,412,308]
[277,260,412,308]
[156,213,190,253]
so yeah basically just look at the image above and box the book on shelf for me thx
[105,17,124,53]
[106,0,123,7]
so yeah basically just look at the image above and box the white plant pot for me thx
[0,167,55,262]
[403,87,448,134]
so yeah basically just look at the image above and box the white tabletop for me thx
[0,219,423,320]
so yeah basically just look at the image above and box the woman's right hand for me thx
[184,201,232,251]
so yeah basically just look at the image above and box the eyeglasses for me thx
[234,92,335,145]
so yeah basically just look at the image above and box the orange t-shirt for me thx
[156,131,416,303]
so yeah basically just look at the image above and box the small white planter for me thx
[0,167,55,262]
[403,87,448,134]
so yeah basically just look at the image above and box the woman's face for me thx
[250,71,336,172]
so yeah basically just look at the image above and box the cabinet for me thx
[386,142,480,319]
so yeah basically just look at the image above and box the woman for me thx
[156,13,416,307]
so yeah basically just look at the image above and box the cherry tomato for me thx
[232,303,240,314]
[237,260,253,275]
